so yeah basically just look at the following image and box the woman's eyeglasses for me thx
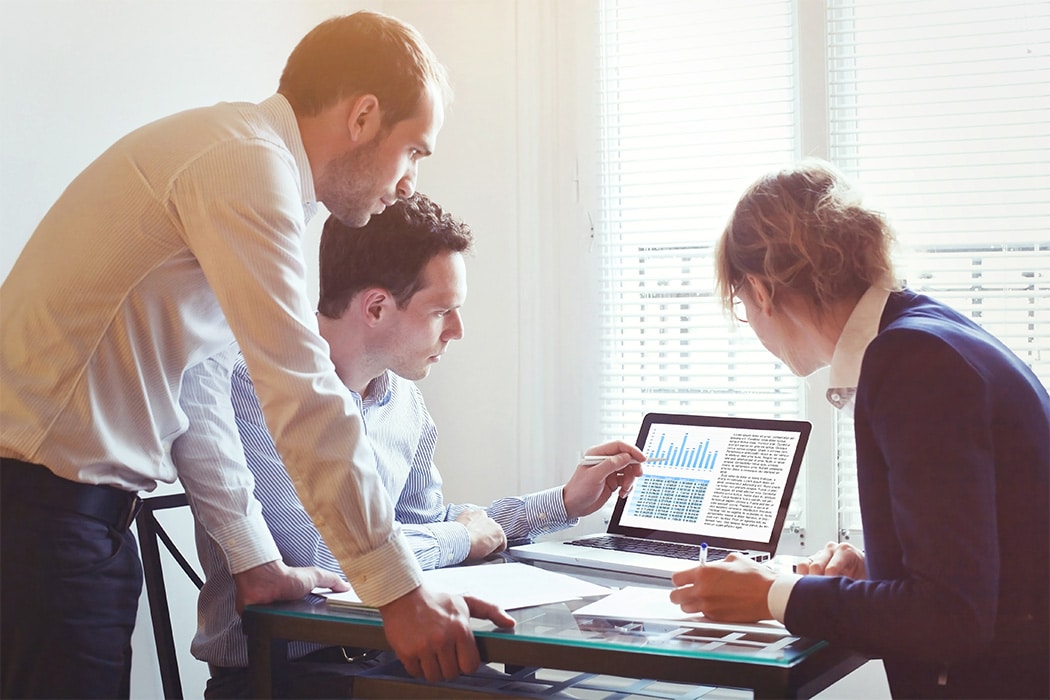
[731,283,748,324]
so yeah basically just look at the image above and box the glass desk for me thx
[243,579,864,699]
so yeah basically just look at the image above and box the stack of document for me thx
[318,562,611,612]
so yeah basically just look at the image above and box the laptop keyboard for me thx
[566,535,731,562]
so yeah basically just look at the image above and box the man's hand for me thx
[562,440,646,518]
[454,508,508,561]
[233,560,349,613]
[796,541,866,579]
[669,553,776,622]
[380,584,515,681]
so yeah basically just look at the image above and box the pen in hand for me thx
[579,454,650,467]
[699,542,708,566]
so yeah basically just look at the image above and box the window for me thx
[594,0,1049,548]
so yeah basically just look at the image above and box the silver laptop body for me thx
[509,412,810,579]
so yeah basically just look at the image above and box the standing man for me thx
[0,11,508,698]
[195,195,645,698]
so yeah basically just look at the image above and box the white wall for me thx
[0,1,886,697]
[389,0,604,503]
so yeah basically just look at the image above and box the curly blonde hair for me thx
[715,159,897,318]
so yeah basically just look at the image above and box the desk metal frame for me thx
[243,597,864,699]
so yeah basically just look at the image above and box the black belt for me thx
[208,646,383,680]
[1,458,142,532]
[296,646,382,664]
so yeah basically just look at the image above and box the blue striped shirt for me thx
[192,355,575,667]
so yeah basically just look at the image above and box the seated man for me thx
[193,193,645,698]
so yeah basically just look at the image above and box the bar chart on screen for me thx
[644,427,719,471]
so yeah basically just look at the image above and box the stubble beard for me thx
[319,139,381,228]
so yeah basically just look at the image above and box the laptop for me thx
[509,412,810,579]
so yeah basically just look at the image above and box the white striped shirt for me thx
[0,94,419,602]
[192,356,575,667]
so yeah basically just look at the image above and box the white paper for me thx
[572,586,788,634]
[317,562,611,611]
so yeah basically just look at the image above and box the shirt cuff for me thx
[523,487,576,537]
[343,532,424,608]
[767,573,803,623]
[426,521,471,567]
[210,511,282,574]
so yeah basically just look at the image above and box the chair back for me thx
[136,493,204,700]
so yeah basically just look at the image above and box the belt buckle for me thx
[341,647,382,665]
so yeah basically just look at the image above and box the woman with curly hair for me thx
[670,159,1048,699]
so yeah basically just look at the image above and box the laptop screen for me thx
[607,413,810,552]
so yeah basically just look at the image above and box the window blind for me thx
[594,0,806,526]
[826,0,1050,538]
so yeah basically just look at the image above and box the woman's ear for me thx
[744,275,775,316]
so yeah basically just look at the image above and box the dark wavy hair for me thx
[318,193,473,318]
[278,10,451,128]
[715,159,898,319]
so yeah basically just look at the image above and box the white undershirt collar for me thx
[826,283,893,414]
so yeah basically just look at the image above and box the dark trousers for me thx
[1,460,143,699]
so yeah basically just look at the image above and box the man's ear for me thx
[360,288,391,326]
[346,94,381,143]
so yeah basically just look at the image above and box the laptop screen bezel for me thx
[605,412,811,553]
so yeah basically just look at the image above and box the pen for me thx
[580,455,654,466]
[699,542,708,566]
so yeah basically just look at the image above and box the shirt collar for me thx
[361,371,393,409]
[826,282,893,412]
[257,94,318,219]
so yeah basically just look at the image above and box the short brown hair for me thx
[715,159,897,318]
[318,193,473,318]
[278,10,451,126]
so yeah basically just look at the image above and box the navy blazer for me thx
[783,290,1048,699]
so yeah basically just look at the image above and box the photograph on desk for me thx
[573,586,789,635]
[509,412,810,579]
[571,613,814,663]
[566,587,825,668]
